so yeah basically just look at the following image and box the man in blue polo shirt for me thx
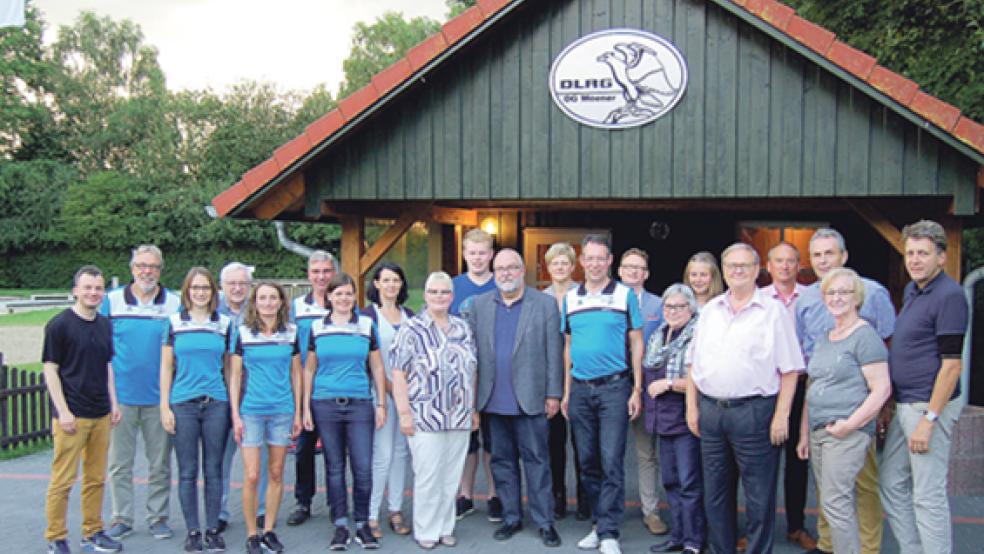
[103,245,182,541]
[285,250,336,526]
[881,220,968,554]
[562,234,643,554]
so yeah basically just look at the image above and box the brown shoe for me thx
[787,529,818,550]
[736,536,748,553]
[644,513,669,535]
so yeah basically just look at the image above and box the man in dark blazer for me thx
[463,248,564,547]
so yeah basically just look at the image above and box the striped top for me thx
[389,310,477,432]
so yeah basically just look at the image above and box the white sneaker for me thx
[577,529,599,549]
[598,538,622,554]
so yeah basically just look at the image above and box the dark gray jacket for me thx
[464,287,564,415]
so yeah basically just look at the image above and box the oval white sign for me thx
[549,28,688,129]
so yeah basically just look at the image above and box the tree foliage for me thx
[446,0,477,18]
[338,12,441,97]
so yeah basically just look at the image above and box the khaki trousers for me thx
[816,439,883,553]
[45,415,111,541]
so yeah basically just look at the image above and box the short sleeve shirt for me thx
[164,312,232,403]
[795,277,895,360]
[232,323,300,415]
[889,271,969,403]
[450,273,496,316]
[42,309,114,418]
[309,311,379,400]
[100,285,181,405]
[561,280,643,380]
[806,324,887,434]
[291,293,329,357]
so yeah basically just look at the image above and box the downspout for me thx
[961,266,984,406]
[274,221,315,259]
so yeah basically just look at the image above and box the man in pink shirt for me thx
[762,242,817,551]
[686,242,804,554]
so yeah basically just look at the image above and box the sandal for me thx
[440,535,457,547]
[367,519,382,539]
[388,512,411,536]
[417,539,437,550]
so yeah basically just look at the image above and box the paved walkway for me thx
[7,432,984,553]
[0,325,43,365]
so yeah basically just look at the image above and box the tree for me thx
[446,0,477,18]
[338,12,441,97]
[0,160,74,252]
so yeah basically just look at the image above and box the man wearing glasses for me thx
[617,248,668,537]
[103,245,182,541]
[794,228,895,554]
[463,249,563,547]
[561,234,644,554]
[686,242,803,554]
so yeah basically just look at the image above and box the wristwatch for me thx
[667,378,674,390]
[924,409,939,423]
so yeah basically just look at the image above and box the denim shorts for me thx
[241,412,294,447]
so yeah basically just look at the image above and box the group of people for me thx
[41,219,968,554]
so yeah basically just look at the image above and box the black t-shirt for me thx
[42,308,114,418]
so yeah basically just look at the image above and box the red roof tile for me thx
[954,117,984,154]
[868,66,918,106]
[372,58,413,97]
[827,41,876,80]
[744,0,794,30]
[910,91,961,132]
[212,180,248,218]
[241,158,281,195]
[477,0,514,17]
[785,15,835,55]
[338,83,381,121]
[305,109,345,146]
[274,134,313,169]
[442,6,485,45]
[405,32,450,72]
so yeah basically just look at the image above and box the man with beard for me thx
[103,245,182,541]
[464,249,563,547]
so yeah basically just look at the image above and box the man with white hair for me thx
[103,245,182,541]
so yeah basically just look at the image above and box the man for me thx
[881,220,968,554]
[103,245,181,541]
[794,228,895,554]
[285,250,336,526]
[686,242,803,554]
[216,262,263,532]
[561,234,644,554]
[762,242,816,551]
[617,248,668,537]
[451,228,502,521]
[464,249,563,547]
[43,266,124,554]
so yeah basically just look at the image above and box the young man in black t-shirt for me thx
[43,265,123,554]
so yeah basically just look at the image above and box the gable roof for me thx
[212,0,984,219]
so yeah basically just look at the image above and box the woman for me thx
[160,267,232,553]
[682,251,723,308]
[302,273,387,550]
[230,282,302,554]
[796,268,890,554]
[390,271,478,550]
[644,284,705,554]
[364,263,415,538]
[541,241,588,520]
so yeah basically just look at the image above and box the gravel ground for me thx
[0,325,44,365]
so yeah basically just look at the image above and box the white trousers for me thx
[369,399,410,518]
[407,430,470,542]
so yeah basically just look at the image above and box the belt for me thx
[324,397,367,406]
[812,420,836,431]
[700,394,772,408]
[573,369,631,386]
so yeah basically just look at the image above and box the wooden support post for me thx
[339,215,365,304]
[427,222,444,273]
[942,217,963,280]
[359,204,432,272]
[844,199,904,255]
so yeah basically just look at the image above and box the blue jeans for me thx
[699,394,779,554]
[569,376,631,540]
[659,432,706,550]
[487,413,554,529]
[220,434,267,520]
[311,398,375,526]
[172,397,230,531]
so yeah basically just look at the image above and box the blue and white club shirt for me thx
[164,311,232,403]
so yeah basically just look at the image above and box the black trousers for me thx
[783,377,809,533]
[547,412,587,510]
[294,427,331,507]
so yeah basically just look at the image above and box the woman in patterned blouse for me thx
[390,271,478,550]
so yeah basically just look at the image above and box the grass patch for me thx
[0,308,61,327]
[0,439,51,460]
[0,288,67,298]
[16,362,43,373]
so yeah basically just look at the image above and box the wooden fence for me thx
[0,354,51,450]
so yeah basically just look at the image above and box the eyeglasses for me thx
[425,289,453,296]
[620,264,647,272]
[493,264,522,274]
[664,303,691,312]
[724,262,756,273]
[133,263,162,271]
[824,289,856,298]
[582,256,609,264]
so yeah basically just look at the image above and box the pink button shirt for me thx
[761,282,804,322]
[690,288,804,399]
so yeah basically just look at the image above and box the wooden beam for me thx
[844,199,904,255]
[321,201,477,226]
[339,215,365,304]
[359,204,431,271]
[253,173,305,220]
[942,217,963,280]
[429,205,478,226]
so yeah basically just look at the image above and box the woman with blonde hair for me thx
[682,252,724,308]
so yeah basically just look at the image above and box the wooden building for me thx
[211,0,984,301]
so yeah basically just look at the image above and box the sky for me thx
[32,0,451,94]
